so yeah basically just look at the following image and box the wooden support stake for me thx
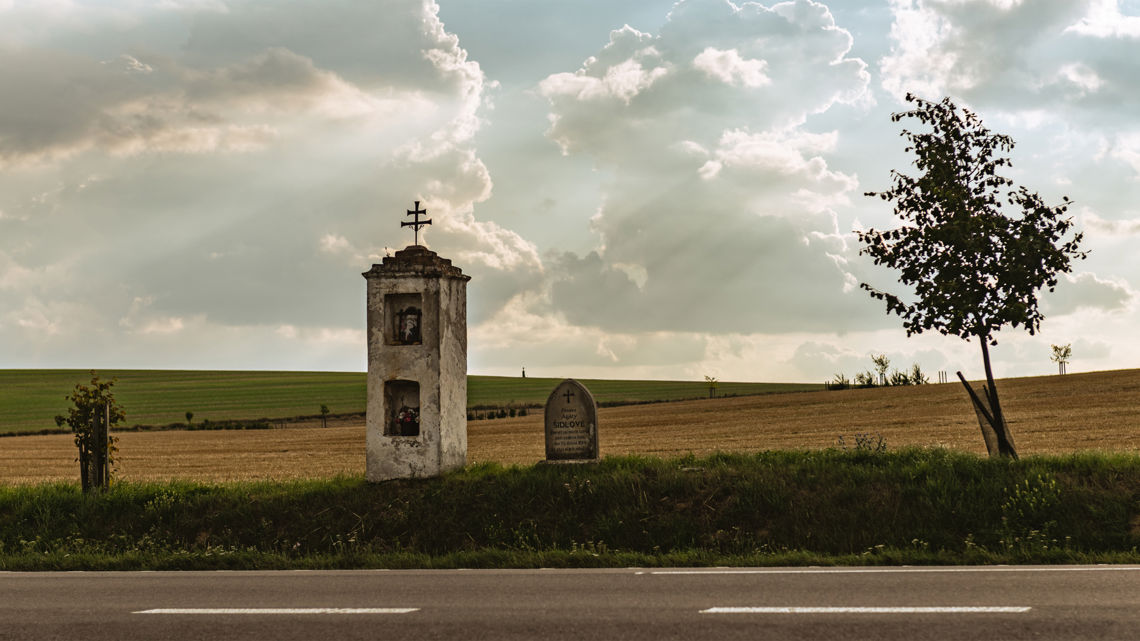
[957,371,1000,457]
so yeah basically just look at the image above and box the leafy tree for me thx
[1050,343,1072,375]
[54,371,126,490]
[704,375,719,399]
[185,411,194,426]
[320,404,330,429]
[871,354,891,386]
[909,363,930,385]
[858,94,1086,458]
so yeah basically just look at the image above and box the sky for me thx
[1,0,1138,383]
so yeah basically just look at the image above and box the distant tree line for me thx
[828,355,930,391]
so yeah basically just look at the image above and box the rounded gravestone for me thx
[544,379,598,461]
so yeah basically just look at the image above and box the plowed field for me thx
[3,369,1137,484]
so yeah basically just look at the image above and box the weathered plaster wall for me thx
[363,246,469,481]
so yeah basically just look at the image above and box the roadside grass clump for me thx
[1,449,1138,570]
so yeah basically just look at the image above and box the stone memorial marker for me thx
[544,379,598,462]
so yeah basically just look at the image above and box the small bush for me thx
[889,370,912,386]
[1000,474,1066,554]
[829,373,850,391]
[836,432,887,453]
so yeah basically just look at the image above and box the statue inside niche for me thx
[396,306,422,344]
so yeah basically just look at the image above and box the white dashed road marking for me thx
[134,608,419,615]
[654,566,1140,575]
[701,606,1031,614]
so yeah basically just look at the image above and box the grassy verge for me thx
[2,449,1138,570]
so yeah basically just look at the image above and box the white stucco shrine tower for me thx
[362,202,470,481]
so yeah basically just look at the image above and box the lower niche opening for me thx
[384,380,420,437]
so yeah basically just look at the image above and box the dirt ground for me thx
[2,369,1137,484]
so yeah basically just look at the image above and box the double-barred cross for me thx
[402,201,432,246]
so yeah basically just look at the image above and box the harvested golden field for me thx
[3,369,1138,484]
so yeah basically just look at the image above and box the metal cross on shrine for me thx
[402,200,432,246]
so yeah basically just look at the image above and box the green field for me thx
[466,376,813,408]
[0,370,817,435]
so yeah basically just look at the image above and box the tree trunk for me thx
[78,439,90,493]
[957,371,999,456]
[979,340,1018,459]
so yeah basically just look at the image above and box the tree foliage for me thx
[871,354,890,385]
[858,94,1086,458]
[704,375,719,399]
[54,371,125,487]
[1051,343,1072,375]
[858,94,1086,345]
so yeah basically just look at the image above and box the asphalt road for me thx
[2,566,1139,640]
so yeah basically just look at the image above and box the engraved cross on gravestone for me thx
[544,379,598,462]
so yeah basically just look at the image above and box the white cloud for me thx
[3,0,1140,381]
[880,0,963,100]
[1057,62,1103,93]
[319,234,351,255]
[275,324,362,347]
[106,54,153,74]
[1043,272,1134,315]
[539,26,668,104]
[139,317,186,335]
[1083,210,1140,235]
[0,43,430,168]
[0,252,33,290]
[156,0,230,12]
[880,0,1094,103]
[1110,132,1140,176]
[704,128,841,179]
[0,0,538,370]
[532,0,875,338]
[693,46,771,87]
[1066,0,1140,38]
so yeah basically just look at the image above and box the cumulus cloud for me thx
[536,0,875,336]
[693,47,771,87]
[3,0,1139,380]
[0,45,415,167]
[469,293,711,376]
[1066,0,1140,38]
[0,0,540,368]
[879,0,1140,121]
[879,0,1095,105]
[1042,272,1134,315]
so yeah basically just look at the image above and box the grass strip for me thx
[1,449,1138,570]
